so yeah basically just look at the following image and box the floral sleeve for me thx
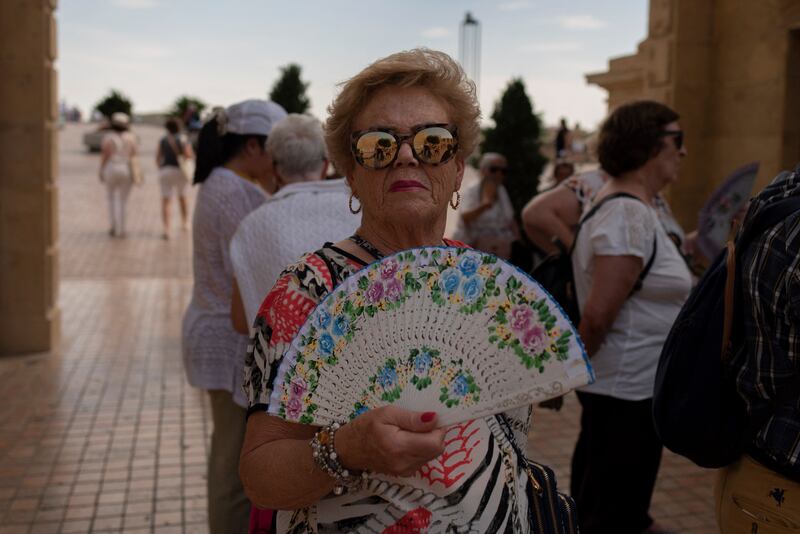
[243,252,335,415]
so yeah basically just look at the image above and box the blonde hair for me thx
[325,48,481,176]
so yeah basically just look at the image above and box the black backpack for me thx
[653,196,800,468]
[531,192,657,324]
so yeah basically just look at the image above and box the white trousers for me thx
[104,170,133,235]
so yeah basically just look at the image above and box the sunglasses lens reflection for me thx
[412,126,457,165]
[354,131,397,169]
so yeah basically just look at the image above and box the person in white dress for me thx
[181,99,287,534]
[98,112,137,237]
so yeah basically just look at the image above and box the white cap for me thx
[110,112,130,127]
[218,99,287,137]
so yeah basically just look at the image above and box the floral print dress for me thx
[243,242,537,533]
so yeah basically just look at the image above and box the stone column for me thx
[0,0,60,354]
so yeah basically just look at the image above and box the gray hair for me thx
[479,152,506,171]
[266,114,327,182]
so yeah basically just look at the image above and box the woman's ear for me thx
[246,137,264,157]
[454,157,465,192]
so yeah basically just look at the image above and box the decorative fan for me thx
[268,247,593,427]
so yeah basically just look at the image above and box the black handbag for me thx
[499,414,580,533]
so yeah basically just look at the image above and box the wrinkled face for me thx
[649,120,687,189]
[348,86,464,227]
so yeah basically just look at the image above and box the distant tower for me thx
[459,12,481,97]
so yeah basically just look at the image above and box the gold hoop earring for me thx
[349,193,362,214]
[450,191,461,210]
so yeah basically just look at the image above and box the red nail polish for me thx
[421,412,435,423]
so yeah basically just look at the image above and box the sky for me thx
[58,0,648,130]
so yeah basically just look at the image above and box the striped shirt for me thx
[733,167,800,480]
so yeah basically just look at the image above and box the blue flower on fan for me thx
[461,275,484,304]
[413,351,433,376]
[377,366,397,389]
[353,405,370,417]
[316,308,331,329]
[440,268,461,294]
[332,315,349,337]
[450,374,470,398]
[458,253,481,277]
[318,333,335,355]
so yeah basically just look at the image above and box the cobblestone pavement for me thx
[0,123,718,532]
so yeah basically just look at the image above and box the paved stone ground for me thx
[0,123,718,532]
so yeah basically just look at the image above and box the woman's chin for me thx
[377,200,444,228]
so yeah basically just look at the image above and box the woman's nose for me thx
[393,142,419,168]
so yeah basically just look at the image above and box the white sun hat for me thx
[217,99,287,137]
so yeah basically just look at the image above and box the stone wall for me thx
[587,0,800,229]
[0,0,60,354]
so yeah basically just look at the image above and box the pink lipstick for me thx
[389,180,427,192]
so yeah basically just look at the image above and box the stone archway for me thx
[0,0,59,354]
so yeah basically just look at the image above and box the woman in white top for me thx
[570,101,693,534]
[99,112,137,237]
[181,99,287,534]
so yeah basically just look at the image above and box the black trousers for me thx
[570,392,663,534]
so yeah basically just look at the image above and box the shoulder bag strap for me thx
[166,134,182,162]
[573,192,657,294]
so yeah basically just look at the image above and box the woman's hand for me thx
[336,406,446,477]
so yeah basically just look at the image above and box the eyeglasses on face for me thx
[660,130,684,150]
[489,166,507,174]
[351,123,459,170]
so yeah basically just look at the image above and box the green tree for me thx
[480,78,547,219]
[94,89,133,119]
[169,95,207,119]
[269,64,310,114]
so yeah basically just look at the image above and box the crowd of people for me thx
[95,47,799,534]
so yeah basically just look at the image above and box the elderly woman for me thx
[452,152,518,259]
[241,49,539,533]
[569,101,693,534]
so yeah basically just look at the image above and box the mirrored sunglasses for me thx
[351,123,459,170]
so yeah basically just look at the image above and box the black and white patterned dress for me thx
[243,243,536,533]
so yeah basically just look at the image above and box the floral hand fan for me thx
[268,247,593,427]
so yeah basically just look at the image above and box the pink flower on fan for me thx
[286,397,302,419]
[365,281,384,304]
[290,377,307,397]
[384,278,403,301]
[510,305,533,333]
[522,324,546,353]
[380,258,399,279]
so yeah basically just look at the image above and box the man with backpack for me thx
[716,167,800,532]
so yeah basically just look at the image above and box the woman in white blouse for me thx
[570,101,692,534]
[181,99,286,534]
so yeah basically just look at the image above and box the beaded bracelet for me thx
[310,422,368,495]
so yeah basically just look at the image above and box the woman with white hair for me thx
[230,113,360,332]
[98,112,138,237]
[452,152,518,259]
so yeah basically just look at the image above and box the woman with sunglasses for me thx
[568,101,692,534]
[240,49,539,533]
[453,152,519,259]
